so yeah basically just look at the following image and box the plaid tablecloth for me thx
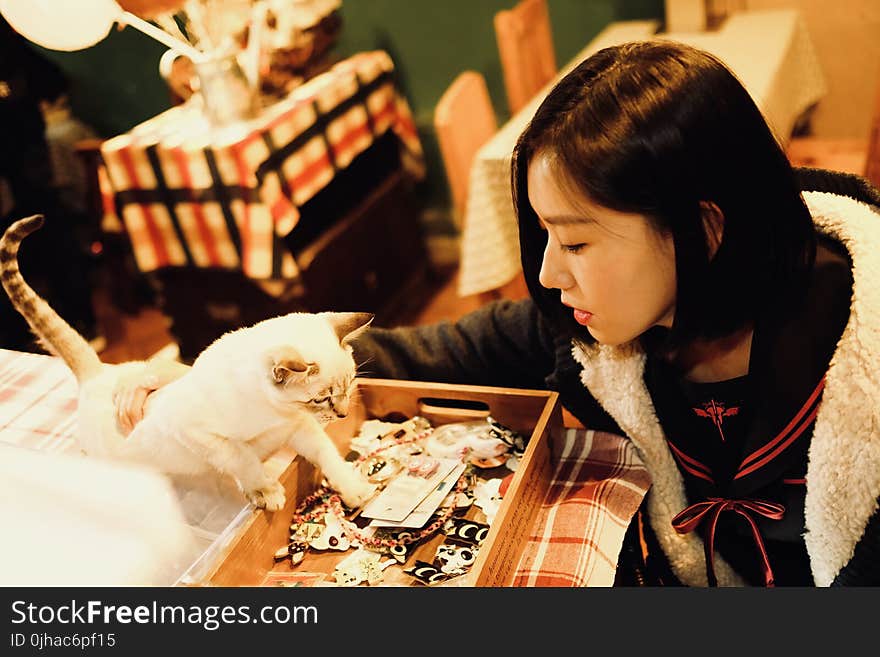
[0,349,79,454]
[99,50,423,282]
[512,428,651,586]
[0,348,651,586]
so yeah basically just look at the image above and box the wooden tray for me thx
[197,378,562,587]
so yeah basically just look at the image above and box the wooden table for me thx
[458,9,827,296]
[0,348,651,586]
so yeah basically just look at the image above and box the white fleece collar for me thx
[572,191,880,586]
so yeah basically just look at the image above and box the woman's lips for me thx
[561,299,592,325]
[573,309,593,326]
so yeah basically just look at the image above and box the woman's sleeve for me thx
[830,499,880,585]
[351,298,557,389]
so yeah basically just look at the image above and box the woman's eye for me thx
[562,243,586,254]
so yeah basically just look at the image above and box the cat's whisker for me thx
[355,356,376,374]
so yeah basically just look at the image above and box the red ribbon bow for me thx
[671,497,785,586]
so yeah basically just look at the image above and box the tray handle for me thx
[416,397,490,424]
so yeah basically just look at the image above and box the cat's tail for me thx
[0,215,102,382]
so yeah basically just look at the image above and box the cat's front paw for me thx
[247,480,286,511]
[335,477,376,510]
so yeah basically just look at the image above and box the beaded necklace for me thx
[355,426,434,465]
[290,426,462,550]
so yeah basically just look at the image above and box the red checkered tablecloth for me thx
[99,50,423,282]
[0,349,79,454]
[0,348,650,586]
[512,428,651,586]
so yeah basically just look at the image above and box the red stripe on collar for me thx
[734,377,825,480]
[667,439,715,484]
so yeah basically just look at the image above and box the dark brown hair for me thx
[512,40,816,351]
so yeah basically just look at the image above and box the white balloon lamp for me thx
[0,0,204,61]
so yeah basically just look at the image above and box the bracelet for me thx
[354,427,435,464]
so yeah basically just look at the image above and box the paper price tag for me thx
[369,461,467,529]
[361,457,461,522]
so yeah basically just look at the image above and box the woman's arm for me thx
[831,502,880,585]
[352,298,557,389]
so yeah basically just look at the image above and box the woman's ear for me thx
[699,201,725,261]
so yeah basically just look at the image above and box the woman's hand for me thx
[112,359,190,435]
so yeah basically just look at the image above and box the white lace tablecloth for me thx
[458,9,827,296]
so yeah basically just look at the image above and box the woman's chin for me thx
[585,325,607,344]
[586,326,634,347]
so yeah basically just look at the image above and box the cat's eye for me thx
[310,396,330,405]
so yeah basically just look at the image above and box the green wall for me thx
[332,0,664,231]
[37,28,171,138]
[36,0,663,233]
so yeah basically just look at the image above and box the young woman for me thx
[116,40,880,586]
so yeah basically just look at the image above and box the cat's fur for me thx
[1,215,375,511]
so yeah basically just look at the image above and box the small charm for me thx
[333,549,395,587]
[290,521,324,544]
[470,455,508,469]
[434,542,479,576]
[407,455,440,478]
[366,457,388,477]
[309,513,352,551]
[370,528,419,563]
[473,477,504,524]
[443,517,490,546]
[404,560,450,586]
[289,540,308,565]
[488,416,527,454]
[273,539,309,566]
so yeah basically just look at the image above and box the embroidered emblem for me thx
[692,399,740,442]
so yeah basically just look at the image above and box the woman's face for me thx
[528,153,677,346]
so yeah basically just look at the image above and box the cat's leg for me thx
[248,426,289,461]
[175,429,286,511]
[287,417,375,509]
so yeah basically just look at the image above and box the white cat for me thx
[0,215,375,511]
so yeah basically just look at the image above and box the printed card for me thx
[369,461,467,529]
[361,457,461,522]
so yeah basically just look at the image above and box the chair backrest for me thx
[864,74,880,189]
[434,71,498,227]
[494,0,557,115]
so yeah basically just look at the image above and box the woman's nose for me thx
[538,242,574,290]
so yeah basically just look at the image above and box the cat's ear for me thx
[267,347,318,386]
[327,312,374,346]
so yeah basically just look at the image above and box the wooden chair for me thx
[786,75,880,190]
[434,71,529,304]
[494,0,557,115]
[434,71,498,228]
